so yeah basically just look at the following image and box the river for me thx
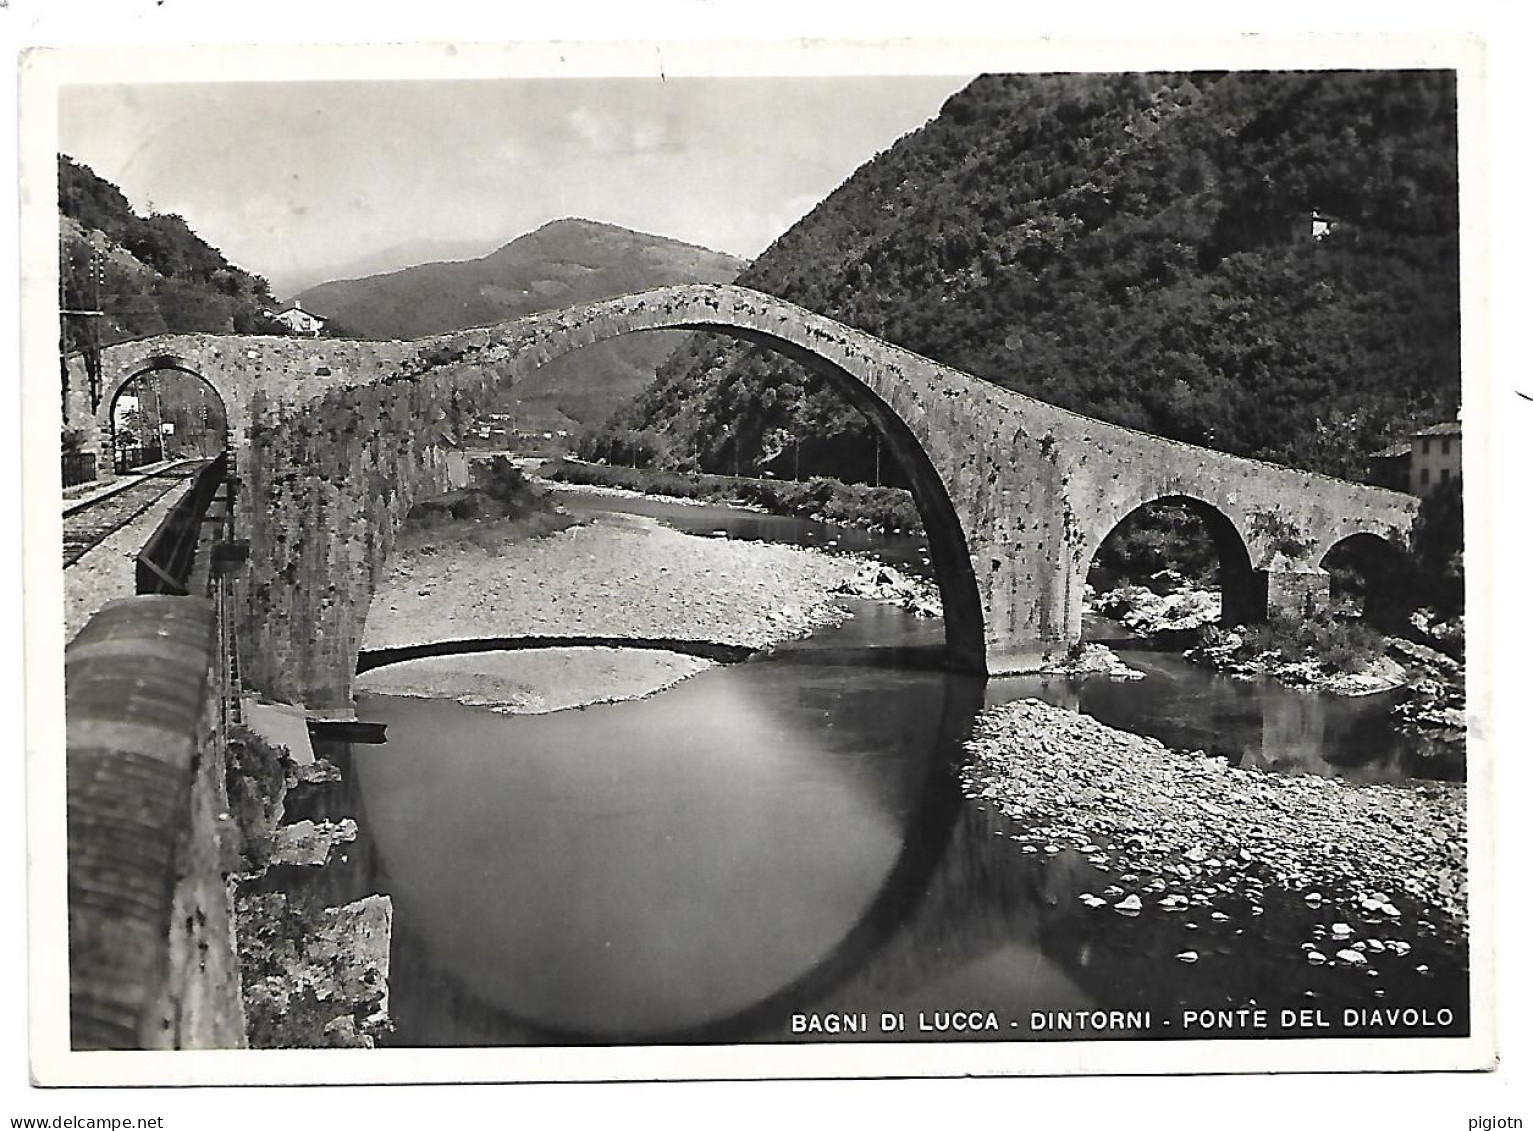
[291,490,1469,1046]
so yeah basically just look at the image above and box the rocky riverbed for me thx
[226,727,393,1047]
[1090,580,1222,636]
[1092,580,1438,699]
[358,505,933,712]
[961,699,1468,951]
[1038,642,1146,680]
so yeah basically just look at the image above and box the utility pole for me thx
[60,238,105,414]
[147,375,164,461]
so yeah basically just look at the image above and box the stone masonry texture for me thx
[67,285,1419,709]
[66,596,246,1049]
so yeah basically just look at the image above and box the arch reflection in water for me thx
[349,657,988,1045]
[314,639,1466,1047]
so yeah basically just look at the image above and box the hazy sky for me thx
[58,76,973,297]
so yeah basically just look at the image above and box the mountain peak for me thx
[505,217,744,263]
[295,217,743,341]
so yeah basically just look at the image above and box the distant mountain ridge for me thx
[275,236,496,297]
[295,218,744,431]
[296,218,743,339]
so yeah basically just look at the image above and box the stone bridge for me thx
[68,284,1418,711]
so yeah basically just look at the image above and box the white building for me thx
[269,299,328,337]
[1410,422,1461,496]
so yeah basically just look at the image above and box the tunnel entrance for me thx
[107,364,229,472]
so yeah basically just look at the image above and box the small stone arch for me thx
[1319,530,1412,629]
[1075,492,1259,636]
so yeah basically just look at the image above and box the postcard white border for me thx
[19,33,1499,1087]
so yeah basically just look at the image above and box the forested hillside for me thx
[619,71,1458,484]
[58,155,279,351]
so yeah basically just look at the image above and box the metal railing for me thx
[114,441,165,476]
[136,451,229,596]
[62,451,97,488]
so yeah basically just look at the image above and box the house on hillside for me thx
[1368,419,1462,496]
[1410,421,1461,495]
[269,299,328,337]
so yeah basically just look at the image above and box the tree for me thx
[1411,480,1464,616]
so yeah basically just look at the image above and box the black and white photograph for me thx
[14,28,1518,1103]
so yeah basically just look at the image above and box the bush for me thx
[400,455,579,547]
[574,423,671,469]
[1231,612,1384,674]
[1194,621,1228,649]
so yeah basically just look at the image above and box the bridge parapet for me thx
[65,596,245,1049]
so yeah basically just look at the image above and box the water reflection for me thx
[340,660,984,1043]
[553,488,1456,783]
[294,643,1465,1047]
[283,495,1467,1045]
[993,623,1461,784]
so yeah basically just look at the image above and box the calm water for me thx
[291,494,1467,1046]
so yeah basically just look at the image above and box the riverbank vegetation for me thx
[399,456,579,550]
[541,457,923,534]
[1188,614,1391,681]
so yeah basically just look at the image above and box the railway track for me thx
[62,460,208,569]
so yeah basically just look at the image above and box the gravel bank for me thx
[356,648,715,715]
[961,699,1468,928]
[358,509,883,711]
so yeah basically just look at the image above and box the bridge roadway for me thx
[67,283,1419,712]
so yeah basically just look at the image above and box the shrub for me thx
[1229,612,1384,674]
[1194,621,1228,649]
